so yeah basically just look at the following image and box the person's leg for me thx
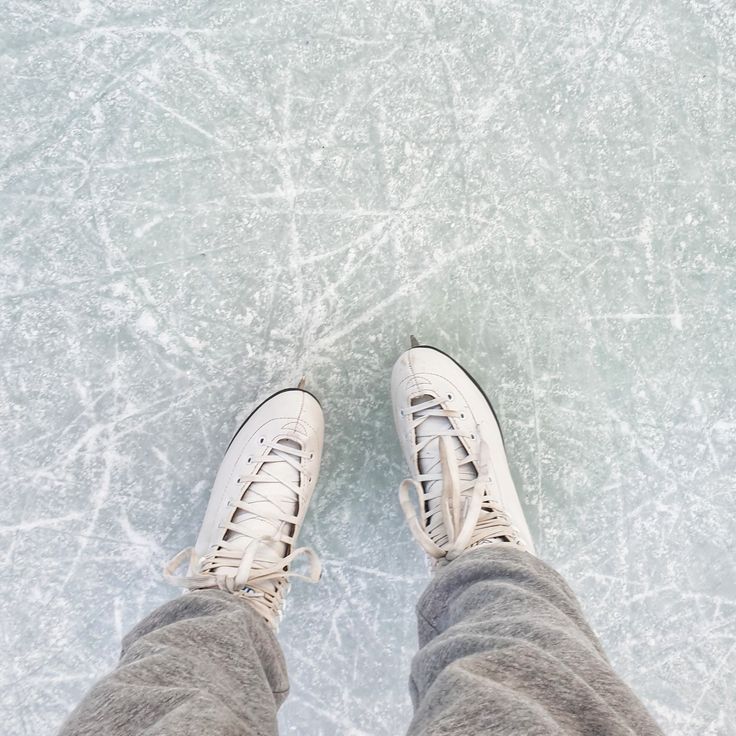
[59,386,325,736]
[391,342,662,735]
[59,590,287,736]
[409,546,664,735]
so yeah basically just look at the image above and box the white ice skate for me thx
[165,385,324,628]
[392,339,535,566]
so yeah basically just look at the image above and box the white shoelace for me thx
[165,438,321,627]
[399,396,523,562]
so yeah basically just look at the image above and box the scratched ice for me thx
[1,2,735,735]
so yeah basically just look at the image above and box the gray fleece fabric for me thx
[408,547,664,735]
[59,547,664,735]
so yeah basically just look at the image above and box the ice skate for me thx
[392,341,535,566]
[165,385,324,627]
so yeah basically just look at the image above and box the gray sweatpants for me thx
[59,547,664,735]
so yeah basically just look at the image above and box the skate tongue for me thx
[411,395,477,510]
[411,394,478,546]
[217,438,301,591]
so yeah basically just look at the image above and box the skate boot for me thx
[392,340,535,567]
[165,386,324,628]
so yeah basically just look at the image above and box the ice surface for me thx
[1,1,735,734]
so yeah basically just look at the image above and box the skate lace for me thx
[398,396,523,562]
[164,438,321,627]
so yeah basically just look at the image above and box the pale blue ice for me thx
[1,2,735,735]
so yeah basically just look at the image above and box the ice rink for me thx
[2,1,735,734]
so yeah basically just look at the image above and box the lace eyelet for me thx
[470,433,476,440]
[447,393,453,400]
[258,437,265,444]
[309,452,314,460]
[247,457,253,464]
[460,412,465,419]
